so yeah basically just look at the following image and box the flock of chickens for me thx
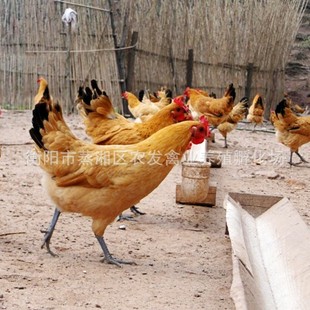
[29,77,310,266]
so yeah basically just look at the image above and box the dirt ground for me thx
[0,110,309,310]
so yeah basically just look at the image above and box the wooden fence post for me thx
[245,63,254,99]
[126,31,138,92]
[124,31,139,117]
[65,23,72,114]
[186,49,194,87]
[169,46,177,95]
[107,0,128,115]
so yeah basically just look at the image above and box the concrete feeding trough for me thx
[224,193,310,310]
[176,161,216,206]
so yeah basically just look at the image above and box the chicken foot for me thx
[117,205,145,221]
[41,208,61,257]
[41,208,136,266]
[130,206,146,216]
[290,151,308,165]
[95,235,136,267]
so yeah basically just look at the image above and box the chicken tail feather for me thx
[138,90,145,102]
[165,89,173,99]
[239,97,249,107]
[91,79,103,98]
[30,102,49,149]
[275,99,287,117]
[30,80,76,152]
[256,96,264,109]
[30,84,54,149]
[84,87,93,105]
[224,83,236,101]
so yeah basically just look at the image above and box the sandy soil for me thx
[0,110,309,310]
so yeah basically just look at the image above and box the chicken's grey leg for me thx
[41,208,61,256]
[295,151,308,163]
[289,151,308,165]
[117,205,145,221]
[130,206,146,216]
[95,235,136,267]
[224,137,228,148]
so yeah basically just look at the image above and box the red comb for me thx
[199,115,211,138]
[173,96,184,105]
[184,87,190,97]
[173,96,190,113]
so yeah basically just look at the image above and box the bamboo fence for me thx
[0,0,121,113]
[124,0,308,115]
[0,0,307,116]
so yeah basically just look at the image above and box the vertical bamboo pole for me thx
[123,31,138,117]
[169,46,177,95]
[107,0,127,115]
[245,63,254,99]
[126,31,138,91]
[186,49,194,88]
[65,23,72,114]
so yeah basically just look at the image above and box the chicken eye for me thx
[176,107,181,112]
[198,127,204,132]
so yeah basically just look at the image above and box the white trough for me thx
[224,193,310,310]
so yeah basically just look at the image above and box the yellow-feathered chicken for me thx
[185,84,236,128]
[140,88,173,108]
[77,83,191,219]
[273,99,310,165]
[77,85,192,146]
[217,97,249,148]
[247,94,265,131]
[29,81,209,266]
[123,91,160,122]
